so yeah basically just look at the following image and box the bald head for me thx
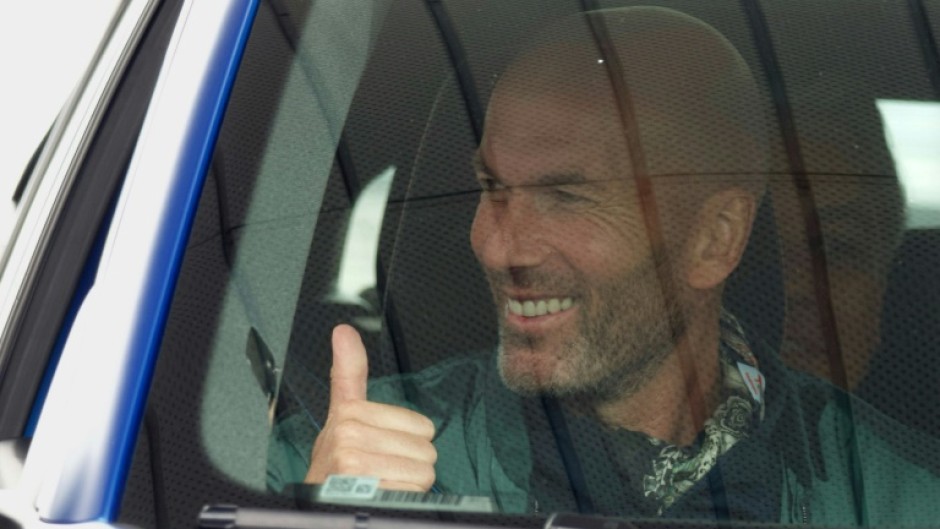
[487,7,768,191]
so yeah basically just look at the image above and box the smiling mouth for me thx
[506,297,575,317]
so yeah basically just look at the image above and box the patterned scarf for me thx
[640,310,766,514]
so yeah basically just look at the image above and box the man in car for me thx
[269,7,938,524]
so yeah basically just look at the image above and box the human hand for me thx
[305,324,437,492]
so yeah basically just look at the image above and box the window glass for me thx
[136,1,940,527]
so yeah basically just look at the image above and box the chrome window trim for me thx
[0,0,158,368]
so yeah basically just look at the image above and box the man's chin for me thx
[497,345,576,396]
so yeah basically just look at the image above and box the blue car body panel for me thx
[97,2,259,521]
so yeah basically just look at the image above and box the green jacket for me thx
[269,348,940,526]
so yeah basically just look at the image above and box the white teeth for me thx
[507,297,575,317]
[523,300,536,317]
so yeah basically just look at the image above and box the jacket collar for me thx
[745,327,831,486]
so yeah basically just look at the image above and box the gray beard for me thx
[496,254,686,403]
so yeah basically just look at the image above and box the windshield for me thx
[126,1,940,528]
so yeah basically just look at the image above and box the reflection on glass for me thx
[328,165,396,311]
[877,99,940,228]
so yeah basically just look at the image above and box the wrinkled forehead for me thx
[485,7,768,181]
[480,88,627,181]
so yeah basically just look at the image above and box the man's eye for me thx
[550,187,591,205]
[480,178,508,200]
[479,178,498,192]
[553,189,581,203]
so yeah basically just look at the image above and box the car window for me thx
[127,1,940,528]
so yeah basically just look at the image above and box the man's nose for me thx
[473,191,551,271]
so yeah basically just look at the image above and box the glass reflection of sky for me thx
[877,99,940,229]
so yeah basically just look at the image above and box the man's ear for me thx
[683,189,757,290]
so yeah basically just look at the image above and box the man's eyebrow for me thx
[531,172,588,187]
[472,151,589,187]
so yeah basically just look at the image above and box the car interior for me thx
[116,1,940,528]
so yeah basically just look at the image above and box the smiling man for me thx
[269,7,939,524]
[467,25,762,439]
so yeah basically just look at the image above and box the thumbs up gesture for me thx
[305,325,438,492]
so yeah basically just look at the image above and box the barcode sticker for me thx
[374,489,463,506]
[320,475,380,500]
[315,476,495,513]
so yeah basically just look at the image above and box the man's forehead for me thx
[473,149,593,187]
[483,7,768,180]
[486,86,620,135]
[478,88,629,183]
[475,127,626,187]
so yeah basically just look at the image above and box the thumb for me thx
[330,324,369,406]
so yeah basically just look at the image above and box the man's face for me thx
[469,89,685,400]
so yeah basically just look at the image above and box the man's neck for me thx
[593,314,723,446]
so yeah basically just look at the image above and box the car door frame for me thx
[0,0,258,526]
